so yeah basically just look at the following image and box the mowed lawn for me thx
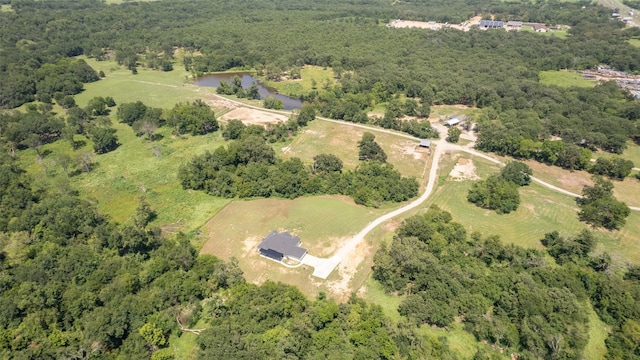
[593,141,640,167]
[199,196,389,298]
[629,38,640,48]
[281,119,429,181]
[539,70,596,88]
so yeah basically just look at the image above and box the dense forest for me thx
[373,206,640,359]
[2,0,640,358]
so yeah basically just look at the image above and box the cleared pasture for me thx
[281,119,429,182]
[18,121,231,234]
[539,70,596,88]
[199,196,390,299]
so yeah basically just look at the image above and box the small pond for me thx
[194,72,303,110]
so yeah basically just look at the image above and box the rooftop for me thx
[257,231,307,260]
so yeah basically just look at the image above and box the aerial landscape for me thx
[2,0,640,359]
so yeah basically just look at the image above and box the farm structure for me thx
[445,118,461,127]
[257,231,308,262]
[419,139,432,148]
[478,20,504,29]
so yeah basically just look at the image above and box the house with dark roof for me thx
[257,231,307,262]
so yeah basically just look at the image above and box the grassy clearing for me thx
[629,38,640,48]
[429,104,480,121]
[167,319,206,360]
[592,141,640,166]
[260,66,335,97]
[1,4,13,12]
[423,153,640,265]
[539,70,595,88]
[584,302,610,360]
[18,122,231,235]
[281,119,428,181]
[199,196,389,298]
[75,57,217,109]
[541,29,569,39]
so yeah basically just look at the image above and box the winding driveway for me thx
[209,94,640,278]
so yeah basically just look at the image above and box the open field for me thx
[523,158,640,208]
[199,196,390,300]
[593,141,640,166]
[429,104,480,120]
[280,119,429,182]
[424,153,640,265]
[1,4,13,12]
[18,122,231,235]
[539,70,596,88]
[584,302,610,360]
[260,65,335,97]
[75,57,217,109]
[630,38,640,48]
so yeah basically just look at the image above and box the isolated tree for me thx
[25,134,43,157]
[263,95,284,110]
[446,126,462,143]
[57,153,73,178]
[222,119,246,140]
[467,174,520,214]
[79,151,94,172]
[247,83,260,100]
[133,196,156,229]
[90,127,118,154]
[313,153,343,173]
[500,161,533,186]
[62,126,78,150]
[168,100,218,135]
[358,132,387,162]
[139,120,158,141]
[577,176,630,230]
[297,103,316,126]
[117,101,149,126]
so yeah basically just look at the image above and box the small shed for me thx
[257,231,307,262]
[419,139,432,148]
[445,118,461,127]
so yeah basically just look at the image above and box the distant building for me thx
[532,23,547,32]
[257,231,307,262]
[612,13,620,18]
[446,118,461,127]
[478,20,504,29]
[419,139,432,148]
[506,21,522,30]
[622,17,633,22]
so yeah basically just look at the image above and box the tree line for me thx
[178,133,418,207]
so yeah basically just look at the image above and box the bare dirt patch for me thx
[391,141,424,160]
[204,98,238,110]
[325,240,372,302]
[449,158,480,181]
[220,107,288,126]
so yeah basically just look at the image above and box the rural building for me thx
[506,21,522,30]
[446,118,461,127]
[532,23,547,32]
[612,13,620,18]
[478,20,504,29]
[257,231,307,262]
[419,139,432,148]
[622,17,633,22]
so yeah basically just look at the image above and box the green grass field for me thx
[629,38,640,48]
[260,66,335,97]
[540,29,569,39]
[18,122,231,235]
[281,119,428,181]
[539,70,596,88]
[593,141,640,166]
[424,154,640,265]
[75,57,217,109]
[199,196,390,298]
[1,4,13,12]
[429,105,480,121]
